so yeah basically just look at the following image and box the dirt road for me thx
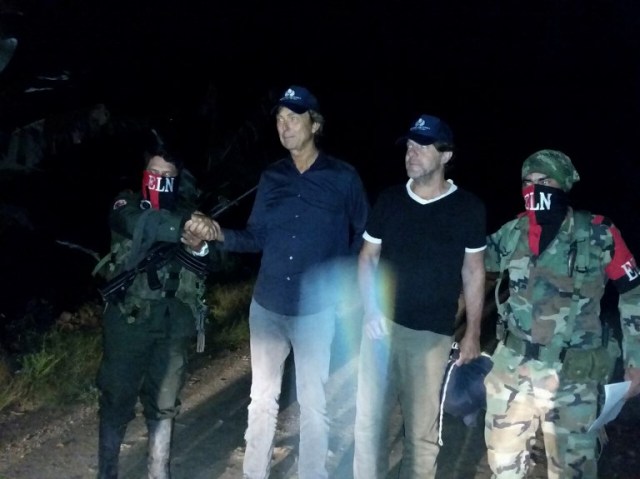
[1,327,639,478]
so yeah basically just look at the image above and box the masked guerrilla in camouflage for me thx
[94,140,219,479]
[487,213,640,361]
[483,149,640,479]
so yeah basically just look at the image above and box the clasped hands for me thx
[181,212,222,251]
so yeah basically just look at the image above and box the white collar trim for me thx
[406,179,457,204]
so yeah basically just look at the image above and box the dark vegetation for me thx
[0,69,275,412]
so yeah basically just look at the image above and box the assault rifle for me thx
[97,185,258,303]
[98,241,177,303]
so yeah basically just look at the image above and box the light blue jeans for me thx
[242,299,336,479]
[353,320,452,479]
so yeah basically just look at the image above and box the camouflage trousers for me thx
[484,343,599,479]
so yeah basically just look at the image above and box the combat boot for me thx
[97,419,127,479]
[147,418,173,479]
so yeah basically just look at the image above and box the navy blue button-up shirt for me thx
[222,152,369,315]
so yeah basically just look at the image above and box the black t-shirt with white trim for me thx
[364,180,486,334]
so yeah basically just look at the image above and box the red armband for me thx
[602,220,640,291]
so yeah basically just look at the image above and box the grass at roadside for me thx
[0,328,102,412]
[204,280,254,351]
[0,278,254,414]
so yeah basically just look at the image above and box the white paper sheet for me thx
[587,381,631,433]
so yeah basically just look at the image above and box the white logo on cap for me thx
[283,88,301,101]
[412,118,431,131]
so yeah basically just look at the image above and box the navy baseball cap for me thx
[442,352,493,426]
[273,85,320,114]
[398,114,454,146]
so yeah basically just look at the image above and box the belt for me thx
[504,332,568,363]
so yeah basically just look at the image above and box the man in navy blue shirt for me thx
[212,85,369,479]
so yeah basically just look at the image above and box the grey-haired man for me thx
[212,85,369,478]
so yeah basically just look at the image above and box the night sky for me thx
[2,0,640,249]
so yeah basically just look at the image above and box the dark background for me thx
[1,1,639,322]
[7,2,639,227]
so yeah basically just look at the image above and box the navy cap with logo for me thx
[398,114,454,146]
[273,85,320,115]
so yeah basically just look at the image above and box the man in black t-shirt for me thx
[353,114,487,479]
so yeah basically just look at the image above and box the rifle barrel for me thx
[210,185,258,218]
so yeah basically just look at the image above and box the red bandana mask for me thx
[141,170,179,210]
[522,184,568,255]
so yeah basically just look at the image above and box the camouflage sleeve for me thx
[485,230,502,273]
[618,284,640,368]
[485,218,520,273]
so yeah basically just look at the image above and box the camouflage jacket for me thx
[486,208,640,368]
[103,190,210,326]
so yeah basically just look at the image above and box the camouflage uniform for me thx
[97,188,210,426]
[484,150,640,479]
[95,166,216,479]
